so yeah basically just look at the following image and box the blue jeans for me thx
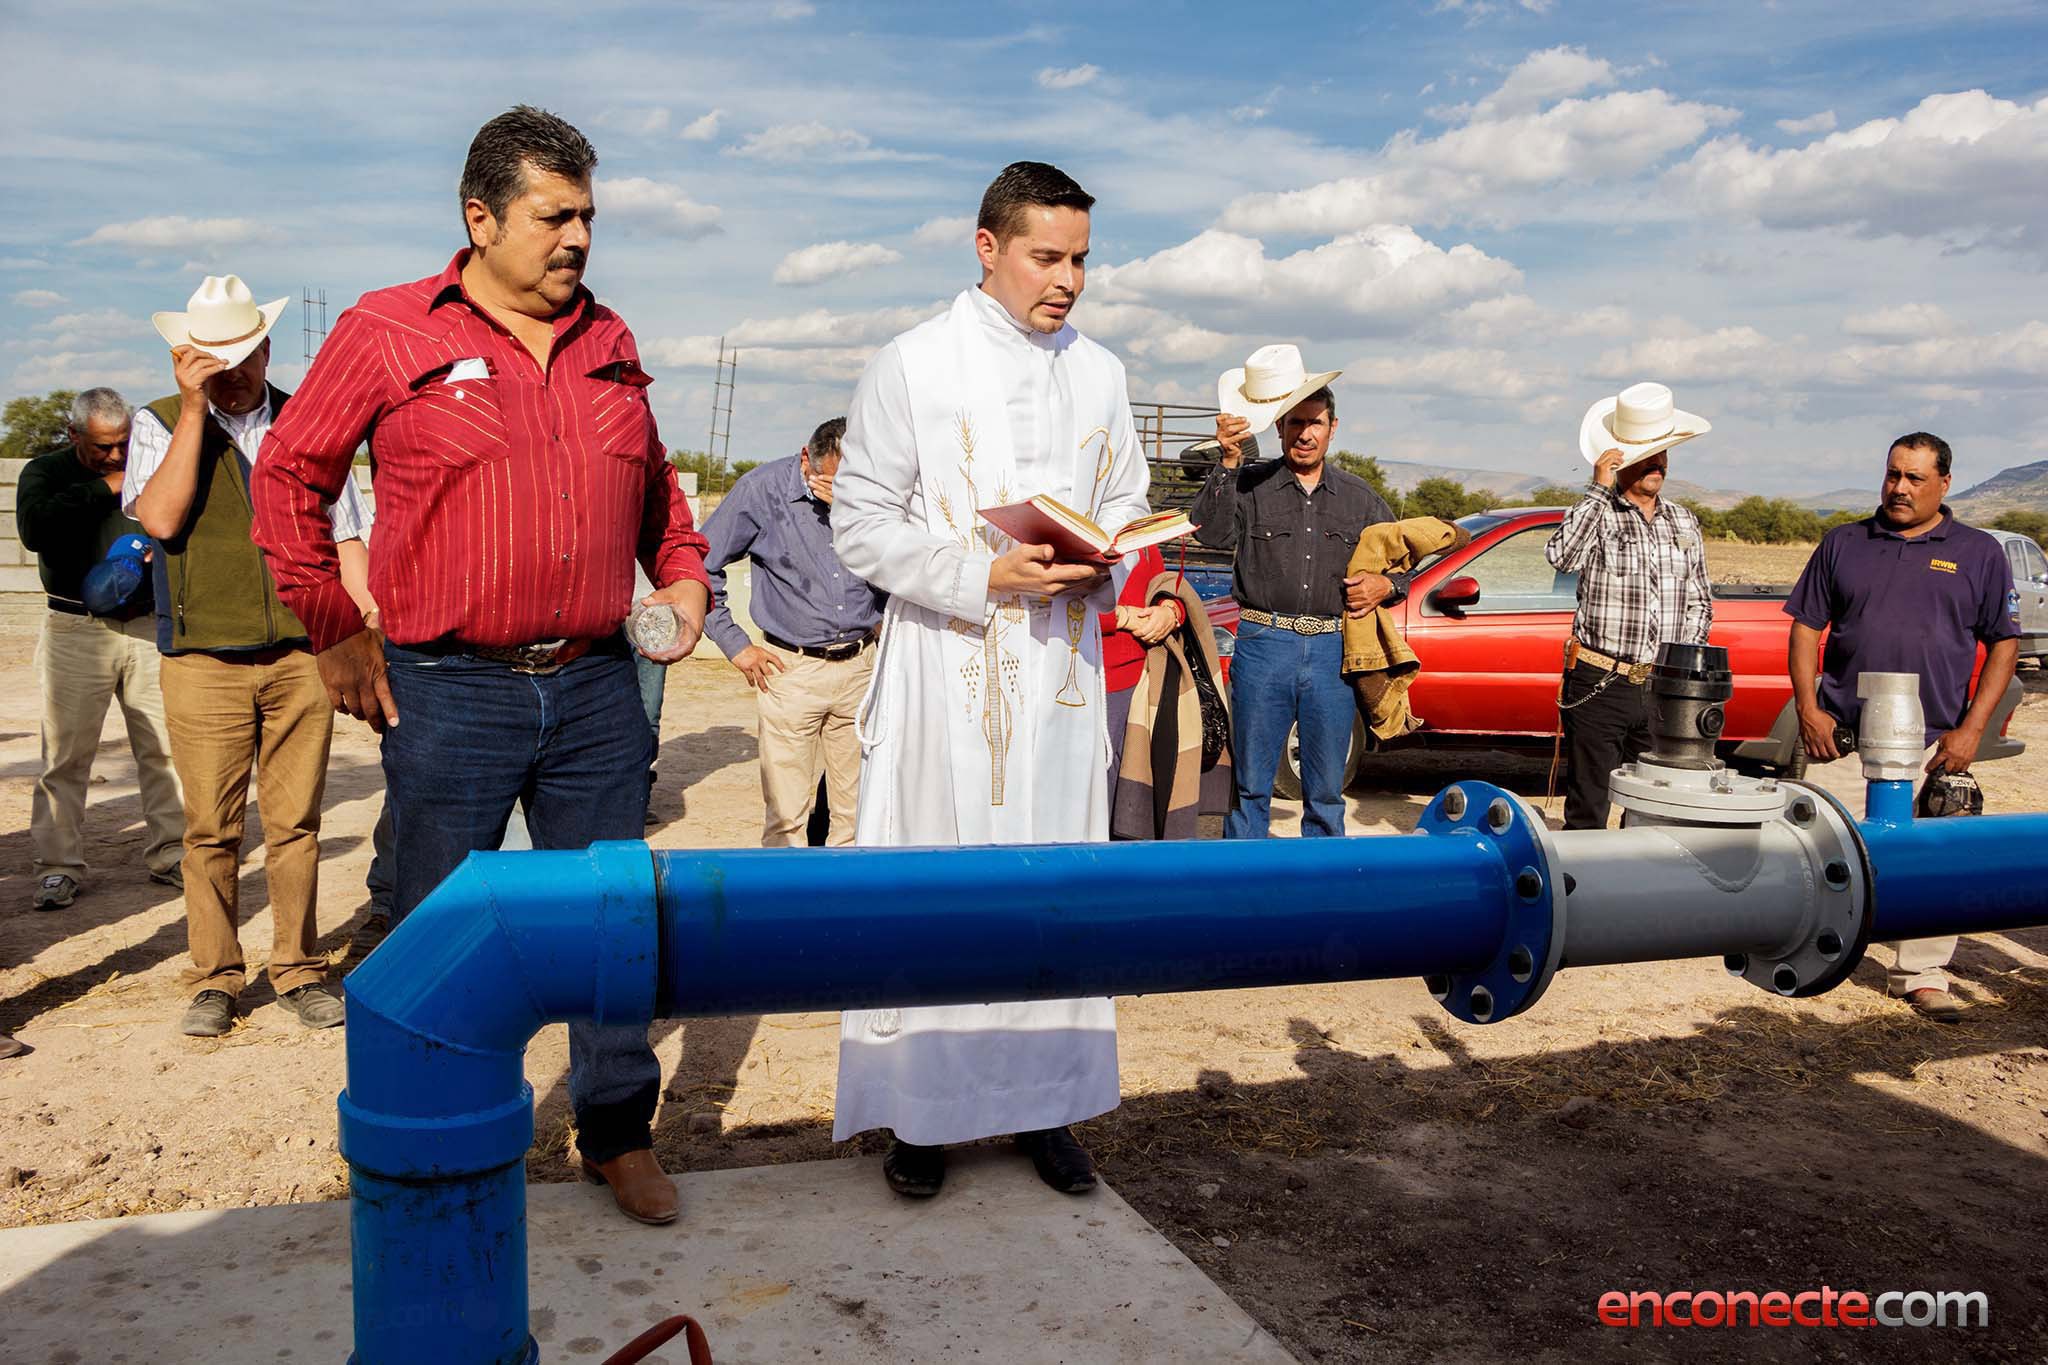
[1223,619,1351,839]
[381,640,658,1164]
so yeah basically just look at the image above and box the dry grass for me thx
[1705,539,1818,585]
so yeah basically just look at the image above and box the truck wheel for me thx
[1274,717,1366,801]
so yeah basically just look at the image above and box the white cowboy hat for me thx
[152,275,287,369]
[1216,344,1342,436]
[1579,381,1712,468]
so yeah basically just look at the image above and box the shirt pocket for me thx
[1604,529,1642,579]
[400,358,514,471]
[587,359,656,464]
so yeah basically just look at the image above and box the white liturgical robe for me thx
[828,285,1151,1144]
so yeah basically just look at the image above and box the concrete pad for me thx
[0,1151,1296,1364]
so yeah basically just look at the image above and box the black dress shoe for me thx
[1016,1126,1097,1193]
[883,1137,945,1198]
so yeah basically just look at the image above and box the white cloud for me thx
[38,308,142,350]
[11,349,160,395]
[1593,324,1783,383]
[911,215,976,248]
[606,107,671,137]
[1099,224,1521,332]
[772,241,904,286]
[679,109,723,142]
[596,178,723,238]
[1821,320,2048,390]
[1469,46,1616,120]
[767,0,814,17]
[1670,90,2048,253]
[1346,346,1565,401]
[1775,110,1837,135]
[1220,54,1735,232]
[1036,64,1101,91]
[75,216,281,250]
[728,122,884,162]
[644,303,943,381]
[1841,303,1957,339]
[12,289,64,309]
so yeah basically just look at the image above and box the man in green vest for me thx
[128,275,373,1038]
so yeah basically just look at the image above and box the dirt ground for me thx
[3,541,2047,1363]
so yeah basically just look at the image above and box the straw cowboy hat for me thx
[152,275,287,369]
[1579,381,1712,469]
[1216,344,1342,436]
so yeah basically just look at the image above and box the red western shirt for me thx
[251,251,708,652]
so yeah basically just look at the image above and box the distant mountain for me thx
[1333,455,2048,520]
[1374,459,1550,499]
[1793,488,1875,515]
[1951,461,2048,520]
[1371,459,1752,510]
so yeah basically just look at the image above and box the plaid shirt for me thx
[1545,484,1712,664]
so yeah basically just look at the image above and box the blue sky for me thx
[6,0,2046,497]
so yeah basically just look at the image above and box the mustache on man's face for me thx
[549,249,587,271]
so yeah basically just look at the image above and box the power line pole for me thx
[301,287,328,366]
[708,338,739,483]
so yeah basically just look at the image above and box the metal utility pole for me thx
[707,338,739,476]
[301,287,329,366]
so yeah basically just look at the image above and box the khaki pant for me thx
[1802,747,1955,994]
[31,611,184,881]
[159,648,332,997]
[756,641,872,847]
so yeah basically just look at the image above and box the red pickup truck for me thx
[1203,507,2024,796]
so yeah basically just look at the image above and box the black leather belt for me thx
[47,598,89,616]
[764,630,875,662]
[403,633,625,674]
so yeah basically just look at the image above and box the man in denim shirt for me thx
[1193,359,1395,838]
[703,417,886,845]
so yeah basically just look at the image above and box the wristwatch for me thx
[1382,571,1411,606]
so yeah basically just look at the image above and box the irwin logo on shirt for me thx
[1929,558,1958,575]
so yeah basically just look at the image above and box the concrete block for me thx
[0,565,42,594]
[0,1151,1295,1364]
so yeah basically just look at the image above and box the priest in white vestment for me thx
[829,162,1151,1198]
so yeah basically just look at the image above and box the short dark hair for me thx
[807,416,847,459]
[1288,386,1338,422]
[1891,431,1952,478]
[977,161,1094,243]
[460,105,598,230]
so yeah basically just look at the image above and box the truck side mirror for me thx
[1431,575,1481,613]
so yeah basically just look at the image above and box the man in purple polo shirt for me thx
[1785,431,2020,1019]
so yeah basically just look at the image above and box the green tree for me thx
[729,460,760,479]
[1331,450,1405,516]
[1526,483,1584,506]
[1820,509,1866,533]
[1408,476,1494,521]
[1721,496,1824,544]
[1680,499,1727,538]
[1990,510,2048,546]
[1,390,77,461]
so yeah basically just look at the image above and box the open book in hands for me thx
[977,495,1196,563]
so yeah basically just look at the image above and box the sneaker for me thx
[280,983,345,1030]
[149,865,185,890]
[31,874,78,910]
[180,990,237,1037]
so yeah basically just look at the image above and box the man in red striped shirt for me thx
[252,106,708,1226]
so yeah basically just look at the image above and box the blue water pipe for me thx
[339,765,2048,1364]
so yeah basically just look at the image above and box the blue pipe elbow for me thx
[340,842,658,1365]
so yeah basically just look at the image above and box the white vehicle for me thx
[1985,528,2048,664]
